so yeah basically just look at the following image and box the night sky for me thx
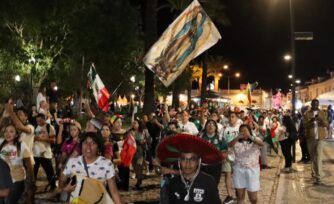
[157,0,334,92]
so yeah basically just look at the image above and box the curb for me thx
[269,155,283,204]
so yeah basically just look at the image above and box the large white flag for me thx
[143,0,221,87]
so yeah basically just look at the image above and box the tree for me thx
[0,0,143,103]
[142,0,158,114]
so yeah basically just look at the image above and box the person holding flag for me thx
[245,82,258,106]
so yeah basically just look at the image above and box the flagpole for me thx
[109,81,124,103]
[80,56,85,114]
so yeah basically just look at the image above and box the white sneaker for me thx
[283,167,291,172]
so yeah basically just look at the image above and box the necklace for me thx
[179,160,201,201]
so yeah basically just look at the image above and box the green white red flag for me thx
[143,0,221,87]
[87,64,110,112]
[245,82,258,106]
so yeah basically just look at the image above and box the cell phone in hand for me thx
[70,175,77,185]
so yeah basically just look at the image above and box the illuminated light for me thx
[288,75,293,79]
[130,76,135,83]
[284,55,292,61]
[223,65,228,70]
[15,75,21,82]
[235,72,240,78]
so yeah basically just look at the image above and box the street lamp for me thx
[226,72,241,98]
[284,54,292,61]
[288,74,293,79]
[130,76,136,83]
[295,79,301,84]
[15,75,21,82]
[223,65,228,70]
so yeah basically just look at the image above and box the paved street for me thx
[276,139,334,204]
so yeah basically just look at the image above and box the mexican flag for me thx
[87,65,110,112]
[245,82,258,106]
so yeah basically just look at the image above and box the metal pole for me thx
[289,0,296,162]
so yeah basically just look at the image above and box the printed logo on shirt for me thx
[193,188,204,202]
[174,192,181,200]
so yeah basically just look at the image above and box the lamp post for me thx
[221,65,241,98]
[287,0,297,163]
[288,0,296,116]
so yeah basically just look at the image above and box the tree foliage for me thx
[0,0,143,101]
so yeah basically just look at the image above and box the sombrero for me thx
[157,134,224,165]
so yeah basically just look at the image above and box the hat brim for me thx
[156,134,223,165]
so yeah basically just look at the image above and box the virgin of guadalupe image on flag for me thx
[144,0,221,87]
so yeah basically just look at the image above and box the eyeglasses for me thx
[179,156,199,163]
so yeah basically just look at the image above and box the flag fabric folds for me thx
[143,0,222,87]
[245,82,258,106]
[87,65,110,112]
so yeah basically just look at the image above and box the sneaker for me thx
[283,167,291,173]
[223,196,235,204]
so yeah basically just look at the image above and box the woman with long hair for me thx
[131,119,151,189]
[59,132,121,203]
[58,121,81,170]
[0,124,34,204]
[279,115,297,172]
[101,124,114,161]
[199,119,227,185]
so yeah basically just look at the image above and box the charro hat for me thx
[156,134,224,165]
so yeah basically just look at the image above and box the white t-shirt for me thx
[38,108,51,124]
[20,124,35,164]
[179,121,199,135]
[222,124,241,143]
[234,140,261,168]
[0,143,30,182]
[63,156,115,182]
[33,124,55,159]
[236,119,244,127]
[36,92,46,110]
[264,117,272,129]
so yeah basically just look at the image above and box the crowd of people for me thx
[0,82,333,204]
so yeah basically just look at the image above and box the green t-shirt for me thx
[202,133,228,151]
